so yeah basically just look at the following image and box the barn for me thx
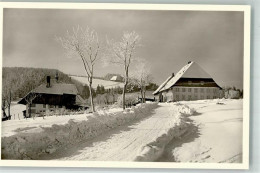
[110,75,124,82]
[18,76,88,117]
[153,61,223,102]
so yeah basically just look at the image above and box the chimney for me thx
[55,71,59,82]
[46,76,51,88]
[172,73,175,77]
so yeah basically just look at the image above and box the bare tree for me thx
[56,26,100,113]
[106,31,141,109]
[2,95,11,120]
[24,92,41,119]
[132,59,152,103]
[2,81,12,120]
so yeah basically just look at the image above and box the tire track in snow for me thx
[50,105,181,161]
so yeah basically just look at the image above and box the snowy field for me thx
[159,99,243,163]
[71,76,124,89]
[1,99,243,163]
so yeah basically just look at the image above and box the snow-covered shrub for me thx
[224,89,242,99]
[177,104,196,116]
[117,94,137,107]
[171,103,196,116]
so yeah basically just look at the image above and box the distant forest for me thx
[2,67,88,101]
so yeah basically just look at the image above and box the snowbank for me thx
[134,103,195,161]
[161,99,243,163]
[1,103,158,160]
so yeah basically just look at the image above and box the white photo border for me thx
[0,2,251,170]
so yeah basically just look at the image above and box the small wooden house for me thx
[153,61,223,102]
[18,76,88,117]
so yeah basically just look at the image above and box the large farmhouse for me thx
[18,75,88,117]
[153,61,223,102]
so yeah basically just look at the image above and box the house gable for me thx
[153,61,221,95]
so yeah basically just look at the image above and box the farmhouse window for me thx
[176,88,180,92]
[194,95,198,99]
[188,95,192,100]
[182,88,186,92]
[194,88,198,93]
[188,88,192,92]
[182,95,185,100]
[206,88,210,93]
[200,88,204,93]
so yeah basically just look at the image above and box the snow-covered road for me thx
[44,104,183,161]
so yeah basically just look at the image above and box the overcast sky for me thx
[3,9,244,89]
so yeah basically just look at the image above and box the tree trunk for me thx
[122,69,128,110]
[122,83,126,110]
[143,88,146,103]
[29,104,31,118]
[140,89,144,104]
[2,107,6,118]
[89,80,95,113]
[8,104,11,117]
[8,91,11,117]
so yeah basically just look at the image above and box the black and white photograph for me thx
[0,3,250,169]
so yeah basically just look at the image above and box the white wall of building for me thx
[161,87,223,102]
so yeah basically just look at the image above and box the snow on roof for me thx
[75,95,88,107]
[110,76,117,81]
[18,83,80,105]
[33,83,78,95]
[153,62,193,95]
[111,76,122,81]
[152,75,173,95]
[153,61,216,95]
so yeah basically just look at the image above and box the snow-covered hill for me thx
[70,76,124,89]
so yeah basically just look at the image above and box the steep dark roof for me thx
[18,83,79,105]
[32,83,78,95]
